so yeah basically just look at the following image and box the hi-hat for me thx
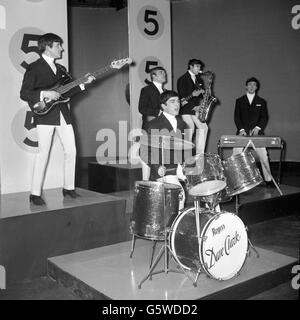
[139,134,194,150]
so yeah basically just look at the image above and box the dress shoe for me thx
[29,194,46,206]
[62,189,80,198]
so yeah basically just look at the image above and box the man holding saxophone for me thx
[177,59,210,154]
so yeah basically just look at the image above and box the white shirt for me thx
[153,81,164,93]
[163,112,177,132]
[247,93,255,105]
[188,70,196,83]
[42,53,57,74]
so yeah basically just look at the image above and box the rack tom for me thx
[222,151,263,196]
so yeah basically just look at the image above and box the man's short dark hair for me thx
[188,59,203,69]
[149,66,166,80]
[38,33,63,54]
[160,90,179,105]
[246,77,260,88]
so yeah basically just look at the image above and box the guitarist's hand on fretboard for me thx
[83,73,96,84]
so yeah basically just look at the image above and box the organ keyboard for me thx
[219,135,282,148]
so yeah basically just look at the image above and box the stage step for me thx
[0,188,127,285]
[47,240,297,300]
[88,162,142,193]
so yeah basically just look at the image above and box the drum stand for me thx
[130,233,161,270]
[191,198,206,286]
[243,140,283,196]
[247,235,260,259]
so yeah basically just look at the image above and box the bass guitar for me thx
[31,57,132,116]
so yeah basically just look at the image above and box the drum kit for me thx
[131,134,262,288]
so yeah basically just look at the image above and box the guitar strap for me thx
[56,64,73,81]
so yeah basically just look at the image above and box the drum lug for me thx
[129,220,136,234]
[213,214,221,221]
[179,190,184,201]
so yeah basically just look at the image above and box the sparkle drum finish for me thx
[131,181,182,240]
[222,151,263,196]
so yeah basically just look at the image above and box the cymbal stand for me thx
[191,198,205,286]
[138,137,196,288]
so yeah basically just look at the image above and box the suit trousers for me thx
[31,112,76,195]
[232,147,272,182]
[195,122,208,154]
[181,115,208,154]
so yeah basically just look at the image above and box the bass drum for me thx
[169,208,249,280]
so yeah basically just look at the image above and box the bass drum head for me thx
[169,207,214,272]
[200,212,248,280]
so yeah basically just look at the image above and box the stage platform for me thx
[0,188,128,285]
[48,240,297,300]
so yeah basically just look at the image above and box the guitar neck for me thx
[56,64,112,95]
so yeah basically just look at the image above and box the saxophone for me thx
[195,71,217,123]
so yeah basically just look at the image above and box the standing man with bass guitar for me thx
[20,33,95,205]
[177,59,208,154]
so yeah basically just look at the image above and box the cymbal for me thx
[138,134,195,150]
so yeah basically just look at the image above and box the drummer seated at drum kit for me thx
[140,90,191,210]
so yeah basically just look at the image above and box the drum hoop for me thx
[199,211,249,280]
[135,180,182,190]
[184,152,222,165]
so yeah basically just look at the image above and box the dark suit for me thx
[233,93,271,181]
[177,72,204,115]
[138,80,163,131]
[20,56,83,196]
[141,113,188,181]
[20,57,82,126]
[234,94,268,135]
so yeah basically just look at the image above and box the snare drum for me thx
[184,153,227,197]
[131,181,182,240]
[222,151,263,196]
[169,208,248,280]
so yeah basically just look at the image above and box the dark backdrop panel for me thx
[68,7,129,158]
